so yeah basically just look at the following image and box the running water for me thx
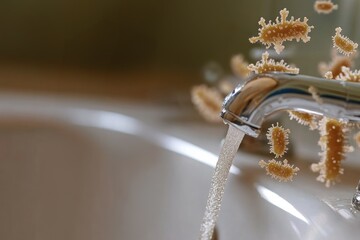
[199,125,245,240]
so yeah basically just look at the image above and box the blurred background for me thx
[0,0,359,101]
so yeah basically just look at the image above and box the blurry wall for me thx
[0,0,359,98]
[0,0,269,71]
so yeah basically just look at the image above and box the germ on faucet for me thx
[324,71,334,79]
[337,66,360,82]
[247,51,299,74]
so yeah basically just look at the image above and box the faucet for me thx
[221,72,360,137]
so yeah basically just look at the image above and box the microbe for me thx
[337,66,360,82]
[247,51,299,74]
[314,0,338,14]
[218,79,235,95]
[311,118,354,187]
[266,122,290,158]
[332,27,358,56]
[249,8,314,54]
[231,54,250,78]
[324,71,334,79]
[259,159,299,182]
[288,111,318,130]
[191,85,223,123]
[318,50,354,79]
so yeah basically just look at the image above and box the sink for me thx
[0,93,360,239]
[0,94,219,239]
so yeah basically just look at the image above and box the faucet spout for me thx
[221,72,360,137]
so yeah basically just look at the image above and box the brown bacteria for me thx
[332,27,358,56]
[259,159,299,182]
[262,118,299,182]
[288,111,318,130]
[230,54,250,78]
[191,85,223,123]
[249,8,314,54]
[318,50,354,79]
[266,122,290,158]
[311,118,353,187]
[247,51,299,74]
[337,66,360,82]
[314,0,338,14]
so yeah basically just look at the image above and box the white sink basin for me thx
[0,93,359,239]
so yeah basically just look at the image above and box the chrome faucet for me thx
[221,72,360,137]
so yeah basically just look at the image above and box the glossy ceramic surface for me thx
[0,93,359,239]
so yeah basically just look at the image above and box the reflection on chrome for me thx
[221,72,360,137]
[255,184,309,224]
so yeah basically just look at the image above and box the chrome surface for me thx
[221,72,360,137]
[352,181,360,211]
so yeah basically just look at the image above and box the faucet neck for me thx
[221,72,360,137]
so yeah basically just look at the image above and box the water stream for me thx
[199,125,245,239]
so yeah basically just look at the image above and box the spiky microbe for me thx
[249,8,314,54]
[337,66,360,82]
[247,51,299,74]
[191,85,223,123]
[318,50,354,79]
[230,54,250,78]
[314,0,338,14]
[332,27,358,56]
[324,71,334,79]
[266,123,290,158]
[288,110,318,130]
[311,118,353,187]
[259,159,299,182]
[218,79,235,95]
